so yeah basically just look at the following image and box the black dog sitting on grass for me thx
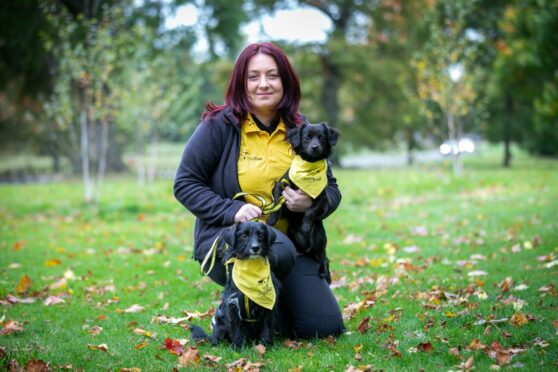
[190,221,280,349]
[267,122,340,284]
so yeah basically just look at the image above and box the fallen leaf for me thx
[44,296,65,306]
[151,315,189,325]
[132,328,157,339]
[254,344,266,356]
[417,341,433,353]
[8,263,21,269]
[134,340,149,349]
[177,346,200,368]
[88,326,103,336]
[24,359,49,371]
[15,275,32,295]
[87,343,108,352]
[467,338,487,351]
[202,353,222,365]
[44,259,62,267]
[510,311,528,327]
[164,337,184,355]
[6,294,35,304]
[0,320,24,335]
[468,270,487,277]
[356,316,371,334]
[124,304,144,313]
[283,339,302,350]
[13,241,26,251]
[226,358,248,369]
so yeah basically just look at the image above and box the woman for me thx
[173,42,344,338]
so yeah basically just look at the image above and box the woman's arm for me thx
[173,120,244,226]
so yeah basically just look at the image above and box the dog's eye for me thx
[257,232,263,238]
[242,231,249,237]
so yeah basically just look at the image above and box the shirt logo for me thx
[240,150,262,161]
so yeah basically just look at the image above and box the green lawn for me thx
[1,151,557,371]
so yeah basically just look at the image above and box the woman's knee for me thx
[269,228,297,279]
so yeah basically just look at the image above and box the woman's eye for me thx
[248,76,258,81]
[268,74,278,79]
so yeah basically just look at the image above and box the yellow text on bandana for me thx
[225,256,276,310]
[288,155,328,199]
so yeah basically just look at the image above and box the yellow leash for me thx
[200,181,292,277]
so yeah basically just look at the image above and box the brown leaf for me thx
[0,320,24,335]
[87,343,108,352]
[24,359,49,371]
[510,311,528,327]
[134,340,149,350]
[283,339,302,350]
[356,316,371,334]
[16,275,32,295]
[177,346,199,368]
[226,357,248,369]
[88,326,103,336]
[417,341,433,353]
[202,353,222,365]
[448,347,460,357]
[345,365,372,372]
[13,241,26,251]
[467,338,487,351]
[253,344,266,356]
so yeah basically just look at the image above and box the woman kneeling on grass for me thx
[173,42,344,338]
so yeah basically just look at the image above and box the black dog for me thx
[267,122,340,283]
[190,221,279,349]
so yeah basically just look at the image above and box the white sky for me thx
[165,4,332,52]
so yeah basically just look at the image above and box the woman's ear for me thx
[287,125,303,150]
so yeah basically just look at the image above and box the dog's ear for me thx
[264,225,277,248]
[323,123,340,147]
[287,125,303,150]
[220,224,237,248]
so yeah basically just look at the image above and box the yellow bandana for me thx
[288,155,328,199]
[225,256,276,310]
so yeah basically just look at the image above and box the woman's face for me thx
[246,53,284,119]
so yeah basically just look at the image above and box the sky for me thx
[164,3,332,53]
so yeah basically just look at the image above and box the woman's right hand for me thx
[233,204,262,223]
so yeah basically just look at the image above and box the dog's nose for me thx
[250,245,260,254]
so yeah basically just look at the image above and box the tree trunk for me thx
[447,109,462,176]
[147,125,159,184]
[406,129,416,166]
[94,116,109,203]
[320,53,341,166]
[503,93,513,167]
[79,82,93,202]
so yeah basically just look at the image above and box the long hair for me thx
[203,42,303,128]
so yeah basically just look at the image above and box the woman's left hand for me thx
[282,187,313,213]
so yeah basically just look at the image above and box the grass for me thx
[0,148,557,371]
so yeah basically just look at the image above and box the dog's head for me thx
[287,122,340,162]
[220,222,276,261]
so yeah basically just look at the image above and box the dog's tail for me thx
[189,324,210,343]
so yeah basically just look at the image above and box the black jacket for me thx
[173,107,341,261]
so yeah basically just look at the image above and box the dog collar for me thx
[225,256,276,310]
[288,155,328,199]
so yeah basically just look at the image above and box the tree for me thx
[413,0,479,176]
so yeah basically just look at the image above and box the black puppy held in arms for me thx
[267,122,340,284]
[190,222,280,349]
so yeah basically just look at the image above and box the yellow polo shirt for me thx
[238,113,294,232]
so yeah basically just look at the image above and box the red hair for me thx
[203,42,303,128]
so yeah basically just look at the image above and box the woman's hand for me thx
[234,203,263,223]
[282,187,313,213]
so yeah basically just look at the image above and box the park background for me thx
[0,0,557,370]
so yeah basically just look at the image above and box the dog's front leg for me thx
[260,313,273,346]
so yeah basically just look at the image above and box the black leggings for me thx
[199,228,345,338]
